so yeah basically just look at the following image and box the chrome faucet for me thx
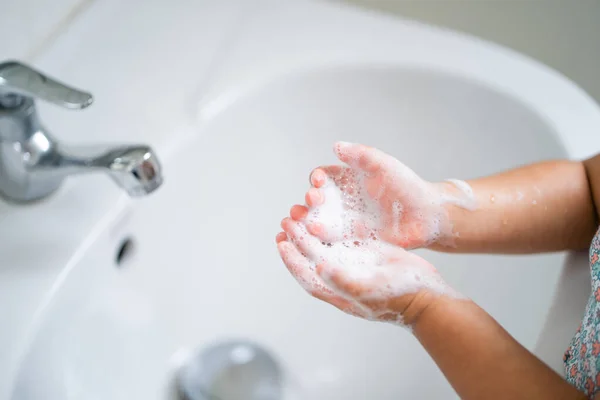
[0,60,163,203]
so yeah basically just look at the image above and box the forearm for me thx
[431,159,598,254]
[413,295,586,400]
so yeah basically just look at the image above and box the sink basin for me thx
[3,1,600,399]
[5,66,590,398]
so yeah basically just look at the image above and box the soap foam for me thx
[290,214,457,328]
[444,179,476,210]
[305,169,381,244]
[291,174,464,328]
[289,143,476,327]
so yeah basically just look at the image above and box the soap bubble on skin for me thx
[344,143,474,248]
[444,178,476,209]
[302,185,456,327]
[291,142,475,328]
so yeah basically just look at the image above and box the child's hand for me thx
[276,218,457,326]
[289,142,473,249]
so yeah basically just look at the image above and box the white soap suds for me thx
[291,153,471,327]
[289,214,455,328]
[444,179,476,210]
[306,169,476,250]
[305,169,381,243]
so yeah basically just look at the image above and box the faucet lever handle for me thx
[0,60,93,109]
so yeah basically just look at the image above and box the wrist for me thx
[412,291,472,334]
[402,290,439,326]
[403,286,464,327]
[426,180,476,250]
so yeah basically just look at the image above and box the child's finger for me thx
[334,142,389,174]
[333,141,358,165]
[306,221,325,238]
[357,147,383,174]
[278,242,354,308]
[333,142,375,172]
[306,221,344,244]
[275,232,288,243]
[277,241,316,290]
[280,218,324,260]
[309,168,327,188]
[305,188,324,207]
[290,204,308,221]
[310,166,343,188]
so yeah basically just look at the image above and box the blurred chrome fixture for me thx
[0,60,163,203]
[177,340,283,400]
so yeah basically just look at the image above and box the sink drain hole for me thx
[115,237,135,266]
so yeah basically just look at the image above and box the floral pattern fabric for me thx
[564,227,600,397]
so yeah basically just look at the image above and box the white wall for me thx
[343,0,600,104]
[0,0,91,61]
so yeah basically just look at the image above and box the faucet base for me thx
[0,142,64,203]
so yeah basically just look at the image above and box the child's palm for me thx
[276,218,450,324]
[299,143,450,249]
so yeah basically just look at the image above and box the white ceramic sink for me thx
[3,1,600,399]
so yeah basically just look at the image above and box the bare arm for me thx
[277,144,599,399]
[414,294,587,400]
[305,143,600,254]
[430,156,600,254]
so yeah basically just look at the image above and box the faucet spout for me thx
[37,144,164,197]
[94,145,163,196]
[0,136,164,202]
